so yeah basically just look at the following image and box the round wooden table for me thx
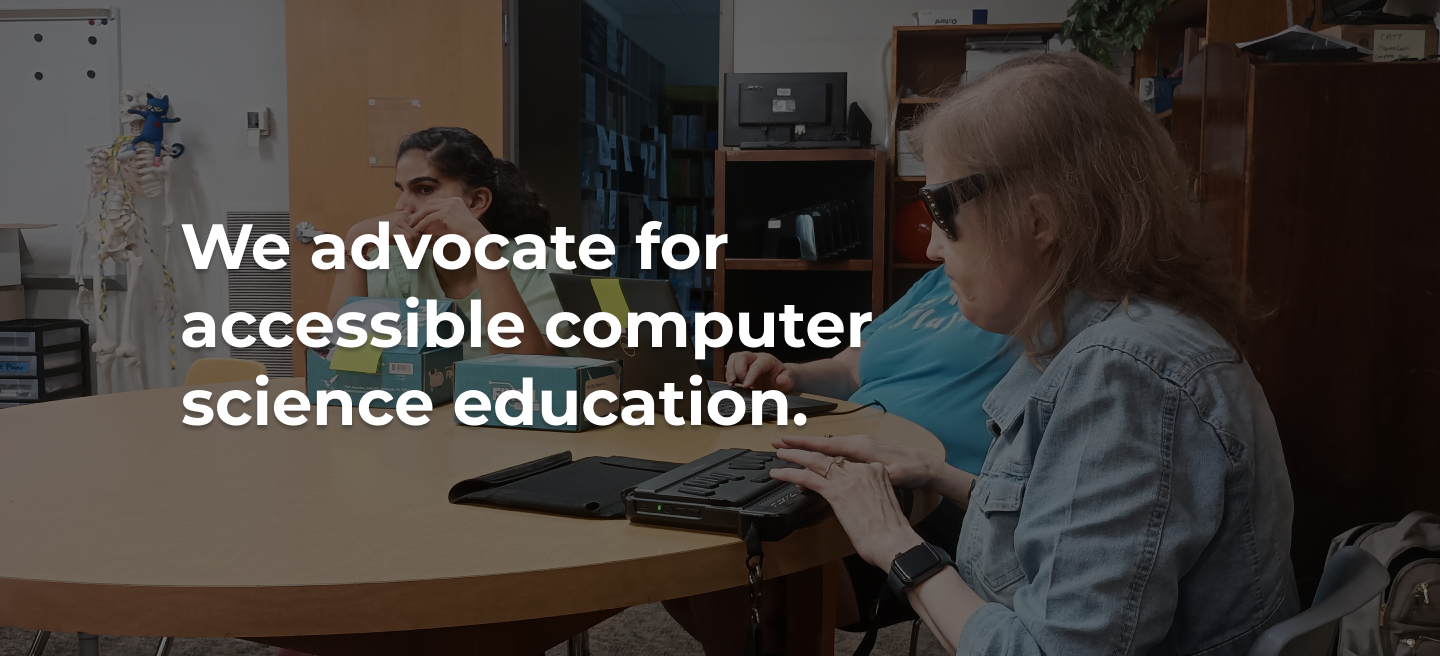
[0,378,941,655]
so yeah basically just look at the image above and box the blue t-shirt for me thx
[849,267,1018,474]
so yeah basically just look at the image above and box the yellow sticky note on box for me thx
[330,337,384,374]
[590,278,630,329]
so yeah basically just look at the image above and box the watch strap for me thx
[885,542,954,602]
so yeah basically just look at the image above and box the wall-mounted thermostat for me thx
[246,108,271,147]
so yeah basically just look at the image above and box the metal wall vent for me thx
[225,211,292,377]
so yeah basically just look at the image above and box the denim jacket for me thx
[956,293,1300,656]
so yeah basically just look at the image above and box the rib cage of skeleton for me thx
[71,88,183,394]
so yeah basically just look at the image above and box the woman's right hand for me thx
[347,210,414,245]
[727,351,797,392]
[772,433,941,491]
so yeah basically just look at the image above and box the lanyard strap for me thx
[742,521,765,656]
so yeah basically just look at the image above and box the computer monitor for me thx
[723,72,847,147]
[1321,0,1425,24]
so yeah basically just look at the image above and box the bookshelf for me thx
[661,89,718,318]
[578,2,666,278]
[712,148,885,379]
[886,23,1062,304]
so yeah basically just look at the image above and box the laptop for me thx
[549,273,838,423]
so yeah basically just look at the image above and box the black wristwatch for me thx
[886,542,955,601]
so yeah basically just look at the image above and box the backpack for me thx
[1329,511,1440,655]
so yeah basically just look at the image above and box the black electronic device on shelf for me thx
[625,448,832,542]
[761,199,863,260]
[1320,0,1431,24]
[725,73,873,150]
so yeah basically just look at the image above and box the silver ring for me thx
[821,456,845,478]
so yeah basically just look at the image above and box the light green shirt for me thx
[365,242,568,359]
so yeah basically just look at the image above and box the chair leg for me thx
[77,632,100,656]
[27,630,50,656]
[154,636,174,656]
[908,618,921,656]
[566,629,591,656]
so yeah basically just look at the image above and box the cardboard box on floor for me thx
[307,297,467,409]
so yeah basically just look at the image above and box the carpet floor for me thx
[1,602,947,655]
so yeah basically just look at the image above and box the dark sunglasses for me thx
[918,173,989,240]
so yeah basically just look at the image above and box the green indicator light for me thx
[656,504,664,511]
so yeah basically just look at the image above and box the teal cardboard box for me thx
[307,297,467,409]
[453,354,622,431]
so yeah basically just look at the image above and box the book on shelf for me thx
[671,115,689,152]
[580,198,598,237]
[669,159,690,198]
[584,73,596,122]
[658,133,668,199]
[686,115,703,149]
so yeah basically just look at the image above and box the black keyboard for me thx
[624,448,831,542]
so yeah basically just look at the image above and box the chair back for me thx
[184,358,267,385]
[1248,547,1390,656]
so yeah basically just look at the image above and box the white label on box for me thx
[776,88,791,97]
[917,10,969,26]
[768,219,782,229]
[389,363,413,375]
[1373,30,1425,62]
[584,372,620,416]
[772,99,796,113]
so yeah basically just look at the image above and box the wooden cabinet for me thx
[1175,44,1440,601]
[285,0,505,374]
[1135,0,1296,92]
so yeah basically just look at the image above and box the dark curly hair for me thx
[396,127,551,238]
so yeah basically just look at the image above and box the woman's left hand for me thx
[408,197,490,243]
[769,448,924,570]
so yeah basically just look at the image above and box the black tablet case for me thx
[448,451,679,519]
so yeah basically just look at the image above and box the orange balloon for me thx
[893,200,933,264]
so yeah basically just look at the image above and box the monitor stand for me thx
[1334,10,1431,23]
[739,140,868,150]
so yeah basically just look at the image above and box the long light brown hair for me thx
[911,51,1246,359]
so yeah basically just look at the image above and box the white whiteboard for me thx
[0,13,120,275]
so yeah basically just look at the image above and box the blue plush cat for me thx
[127,93,182,165]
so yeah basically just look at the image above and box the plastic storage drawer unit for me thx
[0,319,91,407]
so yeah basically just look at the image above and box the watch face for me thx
[894,543,943,582]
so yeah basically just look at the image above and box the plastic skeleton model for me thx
[71,88,185,393]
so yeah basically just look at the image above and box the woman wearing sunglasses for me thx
[667,194,1019,645]
[766,52,1299,655]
